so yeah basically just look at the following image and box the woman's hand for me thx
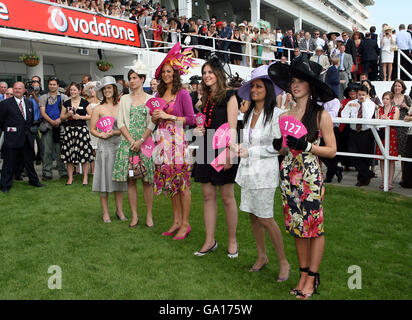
[193,126,205,136]
[72,114,81,120]
[152,109,171,121]
[223,150,233,171]
[238,145,249,158]
[130,139,143,152]
[99,132,109,139]
[67,109,74,117]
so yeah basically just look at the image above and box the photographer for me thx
[189,75,202,113]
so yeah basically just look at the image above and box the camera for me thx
[25,80,34,93]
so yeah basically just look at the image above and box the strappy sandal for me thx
[289,267,309,296]
[297,270,320,300]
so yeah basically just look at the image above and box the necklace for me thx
[253,108,262,115]
[202,93,216,128]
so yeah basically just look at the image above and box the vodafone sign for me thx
[0,0,140,47]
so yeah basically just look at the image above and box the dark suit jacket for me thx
[344,38,357,64]
[325,65,340,97]
[0,97,34,149]
[282,35,298,49]
[358,38,380,62]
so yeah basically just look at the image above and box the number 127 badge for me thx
[279,116,307,155]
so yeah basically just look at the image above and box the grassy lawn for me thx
[0,176,411,300]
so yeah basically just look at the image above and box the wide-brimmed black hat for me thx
[343,82,361,99]
[268,55,337,102]
[327,32,340,40]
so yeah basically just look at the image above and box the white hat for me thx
[238,23,245,28]
[124,60,149,75]
[83,81,97,92]
[315,46,324,51]
[94,76,123,100]
[336,36,344,42]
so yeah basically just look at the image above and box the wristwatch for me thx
[171,116,177,121]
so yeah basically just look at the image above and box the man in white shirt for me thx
[396,24,412,80]
[313,30,325,48]
[340,85,376,186]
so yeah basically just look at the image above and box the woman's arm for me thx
[60,104,70,121]
[310,111,337,158]
[90,106,107,139]
[225,94,239,169]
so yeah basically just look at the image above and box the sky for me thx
[366,0,411,31]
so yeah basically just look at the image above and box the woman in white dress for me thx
[235,65,290,281]
[260,28,276,65]
[381,26,396,81]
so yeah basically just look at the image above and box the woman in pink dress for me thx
[152,43,197,240]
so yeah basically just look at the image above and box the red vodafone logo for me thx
[48,7,68,32]
[46,6,136,43]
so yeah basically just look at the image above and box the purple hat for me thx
[237,64,282,101]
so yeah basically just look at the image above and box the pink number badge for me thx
[210,122,235,172]
[279,115,308,156]
[96,116,115,133]
[146,97,167,115]
[140,136,155,158]
[195,113,206,127]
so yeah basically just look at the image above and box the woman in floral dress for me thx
[152,42,196,240]
[268,56,337,299]
[113,61,155,228]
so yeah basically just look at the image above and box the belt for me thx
[339,70,346,72]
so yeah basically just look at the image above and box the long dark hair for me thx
[157,65,182,97]
[243,78,276,127]
[201,58,227,105]
[300,83,324,143]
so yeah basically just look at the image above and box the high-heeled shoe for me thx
[129,219,139,228]
[102,217,111,223]
[289,267,309,295]
[194,241,218,256]
[248,260,268,272]
[173,225,191,240]
[297,270,320,300]
[227,243,239,258]
[115,212,128,222]
[162,230,177,236]
[277,264,291,282]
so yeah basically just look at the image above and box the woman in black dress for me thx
[60,82,94,185]
[192,57,240,258]
[230,28,243,65]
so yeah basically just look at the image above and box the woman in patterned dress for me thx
[376,92,400,190]
[113,62,155,228]
[152,44,196,241]
[90,76,127,223]
[268,56,337,299]
[60,82,94,186]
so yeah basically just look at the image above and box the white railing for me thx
[331,118,412,192]
[141,27,315,66]
[397,50,412,81]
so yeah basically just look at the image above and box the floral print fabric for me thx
[112,105,154,183]
[153,101,192,198]
[280,145,325,238]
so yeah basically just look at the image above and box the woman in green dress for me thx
[113,61,156,228]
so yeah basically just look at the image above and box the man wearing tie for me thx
[0,82,45,193]
[281,29,298,57]
[337,44,353,100]
[299,32,317,58]
[340,85,376,186]
[310,46,330,73]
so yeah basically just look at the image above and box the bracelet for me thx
[305,142,312,152]
[171,116,177,121]
[140,138,145,143]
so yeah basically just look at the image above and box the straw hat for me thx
[94,76,123,100]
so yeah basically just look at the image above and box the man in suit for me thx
[341,31,357,65]
[337,44,354,100]
[0,82,45,193]
[139,9,153,48]
[358,32,380,81]
[310,46,330,73]
[299,32,317,58]
[219,21,233,63]
[325,57,341,98]
[281,29,298,58]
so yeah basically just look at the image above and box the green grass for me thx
[0,176,411,300]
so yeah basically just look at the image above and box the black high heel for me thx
[289,267,309,296]
[297,270,320,300]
